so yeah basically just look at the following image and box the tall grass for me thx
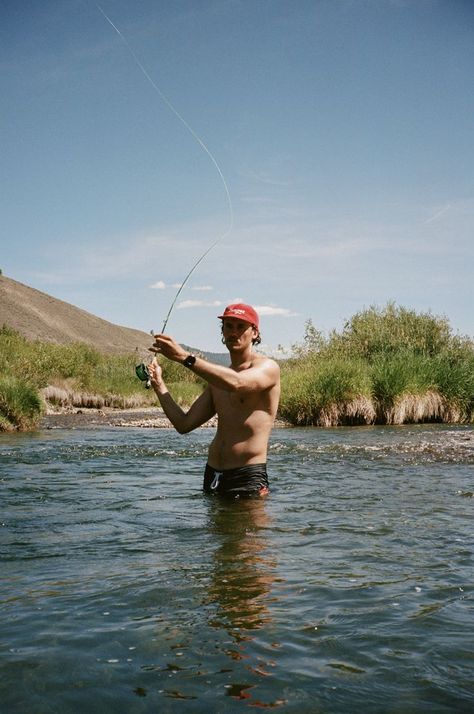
[0,376,43,431]
[281,304,474,426]
[0,326,204,430]
[280,355,374,426]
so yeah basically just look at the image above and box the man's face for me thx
[221,318,256,350]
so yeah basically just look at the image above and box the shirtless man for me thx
[148,303,280,497]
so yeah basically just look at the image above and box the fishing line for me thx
[97,5,234,331]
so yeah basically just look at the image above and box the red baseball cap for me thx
[218,303,259,328]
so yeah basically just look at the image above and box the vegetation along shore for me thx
[1,303,473,432]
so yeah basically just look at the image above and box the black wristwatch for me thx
[182,354,196,368]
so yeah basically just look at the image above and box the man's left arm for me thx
[150,334,279,393]
[192,355,279,393]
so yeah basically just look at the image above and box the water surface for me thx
[1,424,473,712]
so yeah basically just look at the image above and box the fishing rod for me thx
[98,6,234,388]
[97,5,234,333]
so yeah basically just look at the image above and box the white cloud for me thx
[192,285,213,291]
[177,299,223,309]
[150,280,166,289]
[255,305,297,317]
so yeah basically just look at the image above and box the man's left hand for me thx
[149,333,187,363]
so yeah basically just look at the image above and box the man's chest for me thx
[211,386,260,415]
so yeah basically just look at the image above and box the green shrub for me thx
[0,376,43,431]
[282,304,474,426]
[369,351,435,403]
[430,343,474,419]
[280,355,372,425]
[327,302,453,361]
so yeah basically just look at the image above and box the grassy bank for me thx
[2,304,473,432]
[280,304,474,426]
[0,326,203,431]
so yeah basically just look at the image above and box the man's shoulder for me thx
[251,353,280,371]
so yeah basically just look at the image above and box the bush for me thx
[0,376,43,431]
[280,355,373,425]
[431,342,474,420]
[282,304,474,426]
[328,302,453,360]
[369,351,435,403]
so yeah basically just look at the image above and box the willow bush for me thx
[280,355,373,425]
[329,303,453,359]
[430,344,474,422]
[280,304,474,426]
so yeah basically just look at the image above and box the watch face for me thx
[184,354,196,367]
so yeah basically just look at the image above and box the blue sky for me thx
[2,0,473,352]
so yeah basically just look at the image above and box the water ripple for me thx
[1,424,473,712]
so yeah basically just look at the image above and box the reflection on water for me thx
[206,498,276,632]
[204,498,284,704]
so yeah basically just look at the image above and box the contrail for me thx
[97,5,233,331]
[425,204,451,224]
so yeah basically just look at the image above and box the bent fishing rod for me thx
[98,6,233,384]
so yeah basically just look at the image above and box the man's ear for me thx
[252,327,261,345]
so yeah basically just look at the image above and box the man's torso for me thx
[207,375,279,470]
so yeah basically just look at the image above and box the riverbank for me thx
[40,407,292,430]
[40,407,211,430]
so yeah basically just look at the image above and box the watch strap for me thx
[183,354,196,368]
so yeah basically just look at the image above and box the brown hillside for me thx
[0,275,151,356]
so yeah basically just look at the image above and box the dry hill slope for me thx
[0,275,151,356]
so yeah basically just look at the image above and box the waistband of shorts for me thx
[205,463,267,477]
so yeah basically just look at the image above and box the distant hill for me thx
[181,344,229,366]
[0,274,227,362]
[0,275,153,357]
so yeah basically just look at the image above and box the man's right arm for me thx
[149,360,215,433]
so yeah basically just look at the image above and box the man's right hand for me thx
[148,357,163,389]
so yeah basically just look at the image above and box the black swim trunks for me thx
[203,463,269,498]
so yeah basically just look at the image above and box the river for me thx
[1,423,473,713]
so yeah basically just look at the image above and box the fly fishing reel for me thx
[136,329,156,388]
[135,363,151,389]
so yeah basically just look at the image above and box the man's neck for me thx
[229,346,254,370]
